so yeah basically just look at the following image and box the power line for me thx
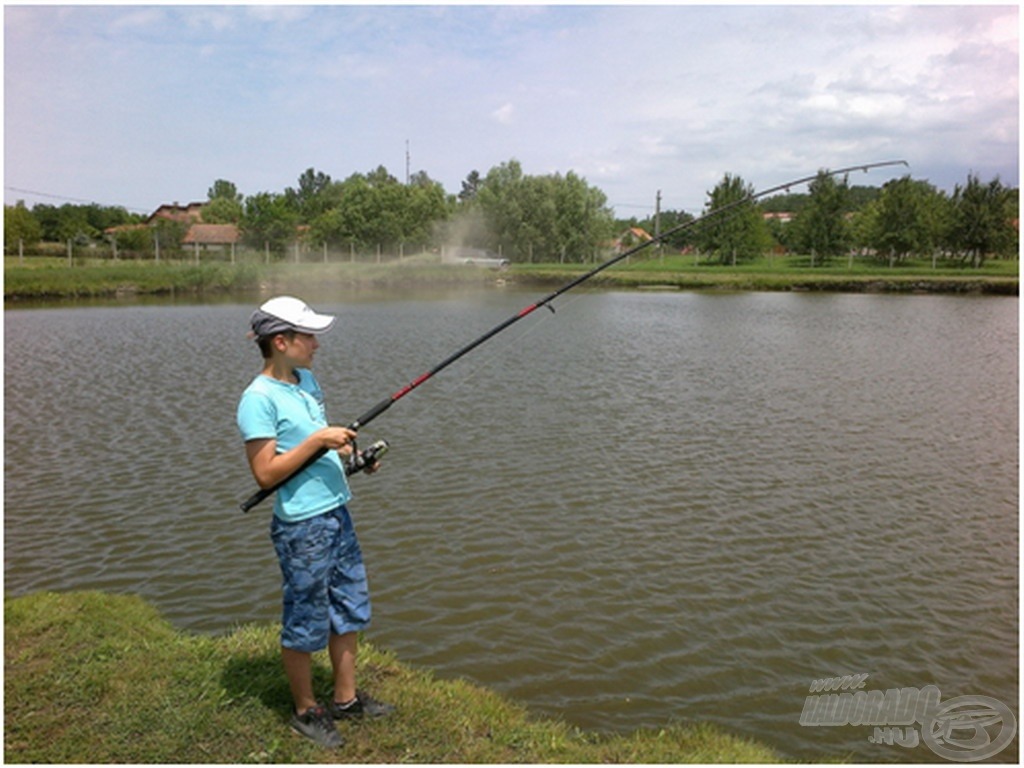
[4,186,151,213]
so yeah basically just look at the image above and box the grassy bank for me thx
[2,259,508,301]
[2,260,263,301]
[5,255,1017,301]
[515,254,1019,295]
[4,591,780,763]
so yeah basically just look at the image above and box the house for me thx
[762,212,796,224]
[613,226,653,253]
[146,201,205,225]
[182,223,241,251]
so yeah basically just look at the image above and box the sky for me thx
[3,3,1019,219]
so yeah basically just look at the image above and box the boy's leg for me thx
[329,631,358,705]
[282,646,318,713]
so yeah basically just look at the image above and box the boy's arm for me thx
[245,426,356,489]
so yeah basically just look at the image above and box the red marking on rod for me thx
[392,372,431,401]
[517,303,539,318]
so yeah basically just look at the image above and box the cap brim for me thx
[292,314,335,334]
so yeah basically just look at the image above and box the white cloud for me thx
[491,103,515,125]
[3,5,1017,214]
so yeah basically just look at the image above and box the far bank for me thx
[3,257,1018,302]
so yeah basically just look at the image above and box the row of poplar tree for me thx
[4,161,1017,267]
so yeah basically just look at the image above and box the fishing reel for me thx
[346,438,390,476]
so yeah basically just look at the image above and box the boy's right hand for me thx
[319,426,357,456]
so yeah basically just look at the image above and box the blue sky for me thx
[4,4,1019,218]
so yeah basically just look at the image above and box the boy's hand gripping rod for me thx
[240,160,907,512]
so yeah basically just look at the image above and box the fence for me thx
[3,238,446,266]
[4,238,623,266]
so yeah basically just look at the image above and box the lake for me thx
[4,288,1018,762]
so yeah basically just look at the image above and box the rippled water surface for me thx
[5,290,1018,762]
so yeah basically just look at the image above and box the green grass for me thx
[4,591,781,763]
[3,258,504,301]
[512,254,1018,294]
[6,253,1017,302]
[3,260,262,300]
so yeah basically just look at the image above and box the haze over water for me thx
[5,289,1018,762]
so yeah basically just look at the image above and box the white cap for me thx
[250,296,336,337]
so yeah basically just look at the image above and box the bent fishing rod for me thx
[240,159,907,512]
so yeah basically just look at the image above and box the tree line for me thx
[5,161,1018,267]
[662,171,1018,268]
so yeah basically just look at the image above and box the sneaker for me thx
[328,690,396,720]
[290,704,344,748]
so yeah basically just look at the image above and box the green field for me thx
[5,591,780,763]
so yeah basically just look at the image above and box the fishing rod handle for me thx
[240,486,273,513]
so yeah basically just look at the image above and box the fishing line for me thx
[240,160,908,512]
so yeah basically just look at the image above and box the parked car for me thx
[449,247,509,269]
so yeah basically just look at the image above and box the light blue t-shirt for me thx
[237,368,352,522]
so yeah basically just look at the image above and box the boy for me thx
[237,295,393,748]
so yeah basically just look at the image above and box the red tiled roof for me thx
[147,202,205,225]
[182,223,240,245]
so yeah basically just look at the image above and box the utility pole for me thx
[655,189,662,262]
[405,140,410,185]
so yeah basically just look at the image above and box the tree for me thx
[151,218,188,253]
[947,174,1016,268]
[696,173,770,264]
[459,170,482,203]
[4,202,43,247]
[242,192,299,252]
[648,210,697,251]
[27,202,138,243]
[307,167,451,250]
[791,170,851,265]
[204,179,244,223]
[208,179,242,203]
[203,197,244,224]
[284,168,338,221]
[112,225,152,256]
[855,176,944,265]
[473,159,614,261]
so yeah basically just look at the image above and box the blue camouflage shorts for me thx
[270,505,371,652]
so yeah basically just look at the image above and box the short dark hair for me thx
[257,329,296,359]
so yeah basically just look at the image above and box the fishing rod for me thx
[240,159,907,512]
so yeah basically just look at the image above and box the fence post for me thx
[154,233,160,262]
[265,241,270,265]
[323,243,328,264]
[19,238,24,265]
[67,239,73,266]
[231,242,236,265]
